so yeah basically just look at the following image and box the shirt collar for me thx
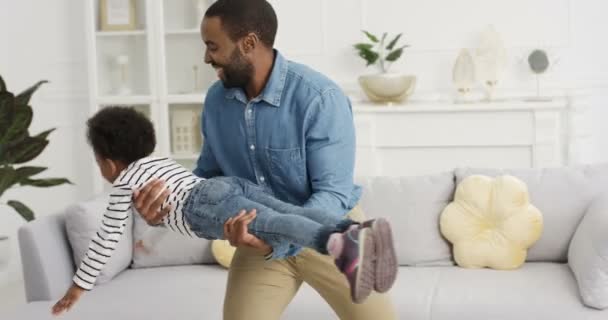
[224,50,287,107]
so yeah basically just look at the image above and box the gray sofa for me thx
[6,164,608,319]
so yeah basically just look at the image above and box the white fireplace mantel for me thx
[351,96,593,177]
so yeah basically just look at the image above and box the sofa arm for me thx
[568,194,608,309]
[18,213,74,302]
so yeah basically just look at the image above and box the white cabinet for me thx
[351,97,592,177]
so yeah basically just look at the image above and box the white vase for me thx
[453,48,476,101]
[358,74,417,104]
[0,235,9,269]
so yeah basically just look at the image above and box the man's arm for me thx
[302,89,357,214]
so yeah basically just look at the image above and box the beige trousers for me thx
[223,206,397,320]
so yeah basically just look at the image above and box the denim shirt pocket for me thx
[266,147,307,189]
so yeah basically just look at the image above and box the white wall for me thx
[0,0,93,281]
[1,0,607,281]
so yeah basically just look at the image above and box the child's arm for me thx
[72,186,132,290]
[50,186,132,315]
[51,283,85,316]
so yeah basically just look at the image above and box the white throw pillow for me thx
[65,193,133,284]
[356,172,456,266]
[568,194,608,310]
[131,212,215,268]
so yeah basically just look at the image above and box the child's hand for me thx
[51,283,85,316]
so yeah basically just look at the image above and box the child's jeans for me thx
[182,176,354,257]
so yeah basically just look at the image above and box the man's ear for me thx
[241,33,259,54]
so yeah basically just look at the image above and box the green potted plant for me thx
[0,75,72,266]
[354,31,416,103]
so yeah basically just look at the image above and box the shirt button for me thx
[260,176,265,182]
[248,109,252,113]
[250,145,255,150]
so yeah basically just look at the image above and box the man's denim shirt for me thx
[193,50,362,259]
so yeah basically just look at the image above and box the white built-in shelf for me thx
[98,95,154,105]
[96,30,146,37]
[165,29,199,36]
[167,94,206,104]
[171,153,200,160]
[352,97,569,113]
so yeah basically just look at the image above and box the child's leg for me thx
[239,179,351,229]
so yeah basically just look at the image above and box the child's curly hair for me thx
[87,106,155,164]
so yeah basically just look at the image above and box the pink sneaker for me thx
[361,218,398,293]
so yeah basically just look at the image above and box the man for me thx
[133,0,396,319]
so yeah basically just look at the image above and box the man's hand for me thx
[224,209,272,255]
[51,283,85,316]
[133,179,171,226]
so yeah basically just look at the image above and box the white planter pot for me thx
[358,74,416,104]
[0,235,9,268]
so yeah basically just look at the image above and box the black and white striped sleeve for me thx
[72,185,132,290]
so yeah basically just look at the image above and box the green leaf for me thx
[0,75,6,92]
[7,200,34,221]
[3,136,49,164]
[15,80,48,106]
[0,105,32,145]
[0,92,16,140]
[362,30,379,43]
[0,166,16,198]
[385,45,410,62]
[354,43,374,51]
[15,166,47,181]
[20,177,72,187]
[386,33,402,50]
[357,48,380,66]
[34,128,55,140]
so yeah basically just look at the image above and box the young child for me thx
[52,106,397,315]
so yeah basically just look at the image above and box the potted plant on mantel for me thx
[0,75,72,268]
[354,31,416,104]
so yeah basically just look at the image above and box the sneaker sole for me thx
[371,218,398,293]
[352,228,375,304]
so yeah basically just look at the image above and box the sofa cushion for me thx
[440,175,543,269]
[455,163,608,262]
[65,193,133,284]
[131,213,215,268]
[356,173,456,266]
[428,263,607,320]
[569,193,608,309]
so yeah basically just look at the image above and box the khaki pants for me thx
[223,206,397,320]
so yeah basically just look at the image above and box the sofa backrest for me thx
[356,172,456,266]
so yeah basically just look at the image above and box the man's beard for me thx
[216,48,254,89]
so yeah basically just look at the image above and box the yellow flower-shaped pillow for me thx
[212,240,236,269]
[440,175,543,270]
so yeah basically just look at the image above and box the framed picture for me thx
[99,0,137,31]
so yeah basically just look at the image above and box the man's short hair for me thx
[205,0,278,48]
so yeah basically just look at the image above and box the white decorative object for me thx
[0,235,9,269]
[452,49,476,102]
[475,26,507,101]
[192,65,201,93]
[171,108,202,155]
[115,54,131,95]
